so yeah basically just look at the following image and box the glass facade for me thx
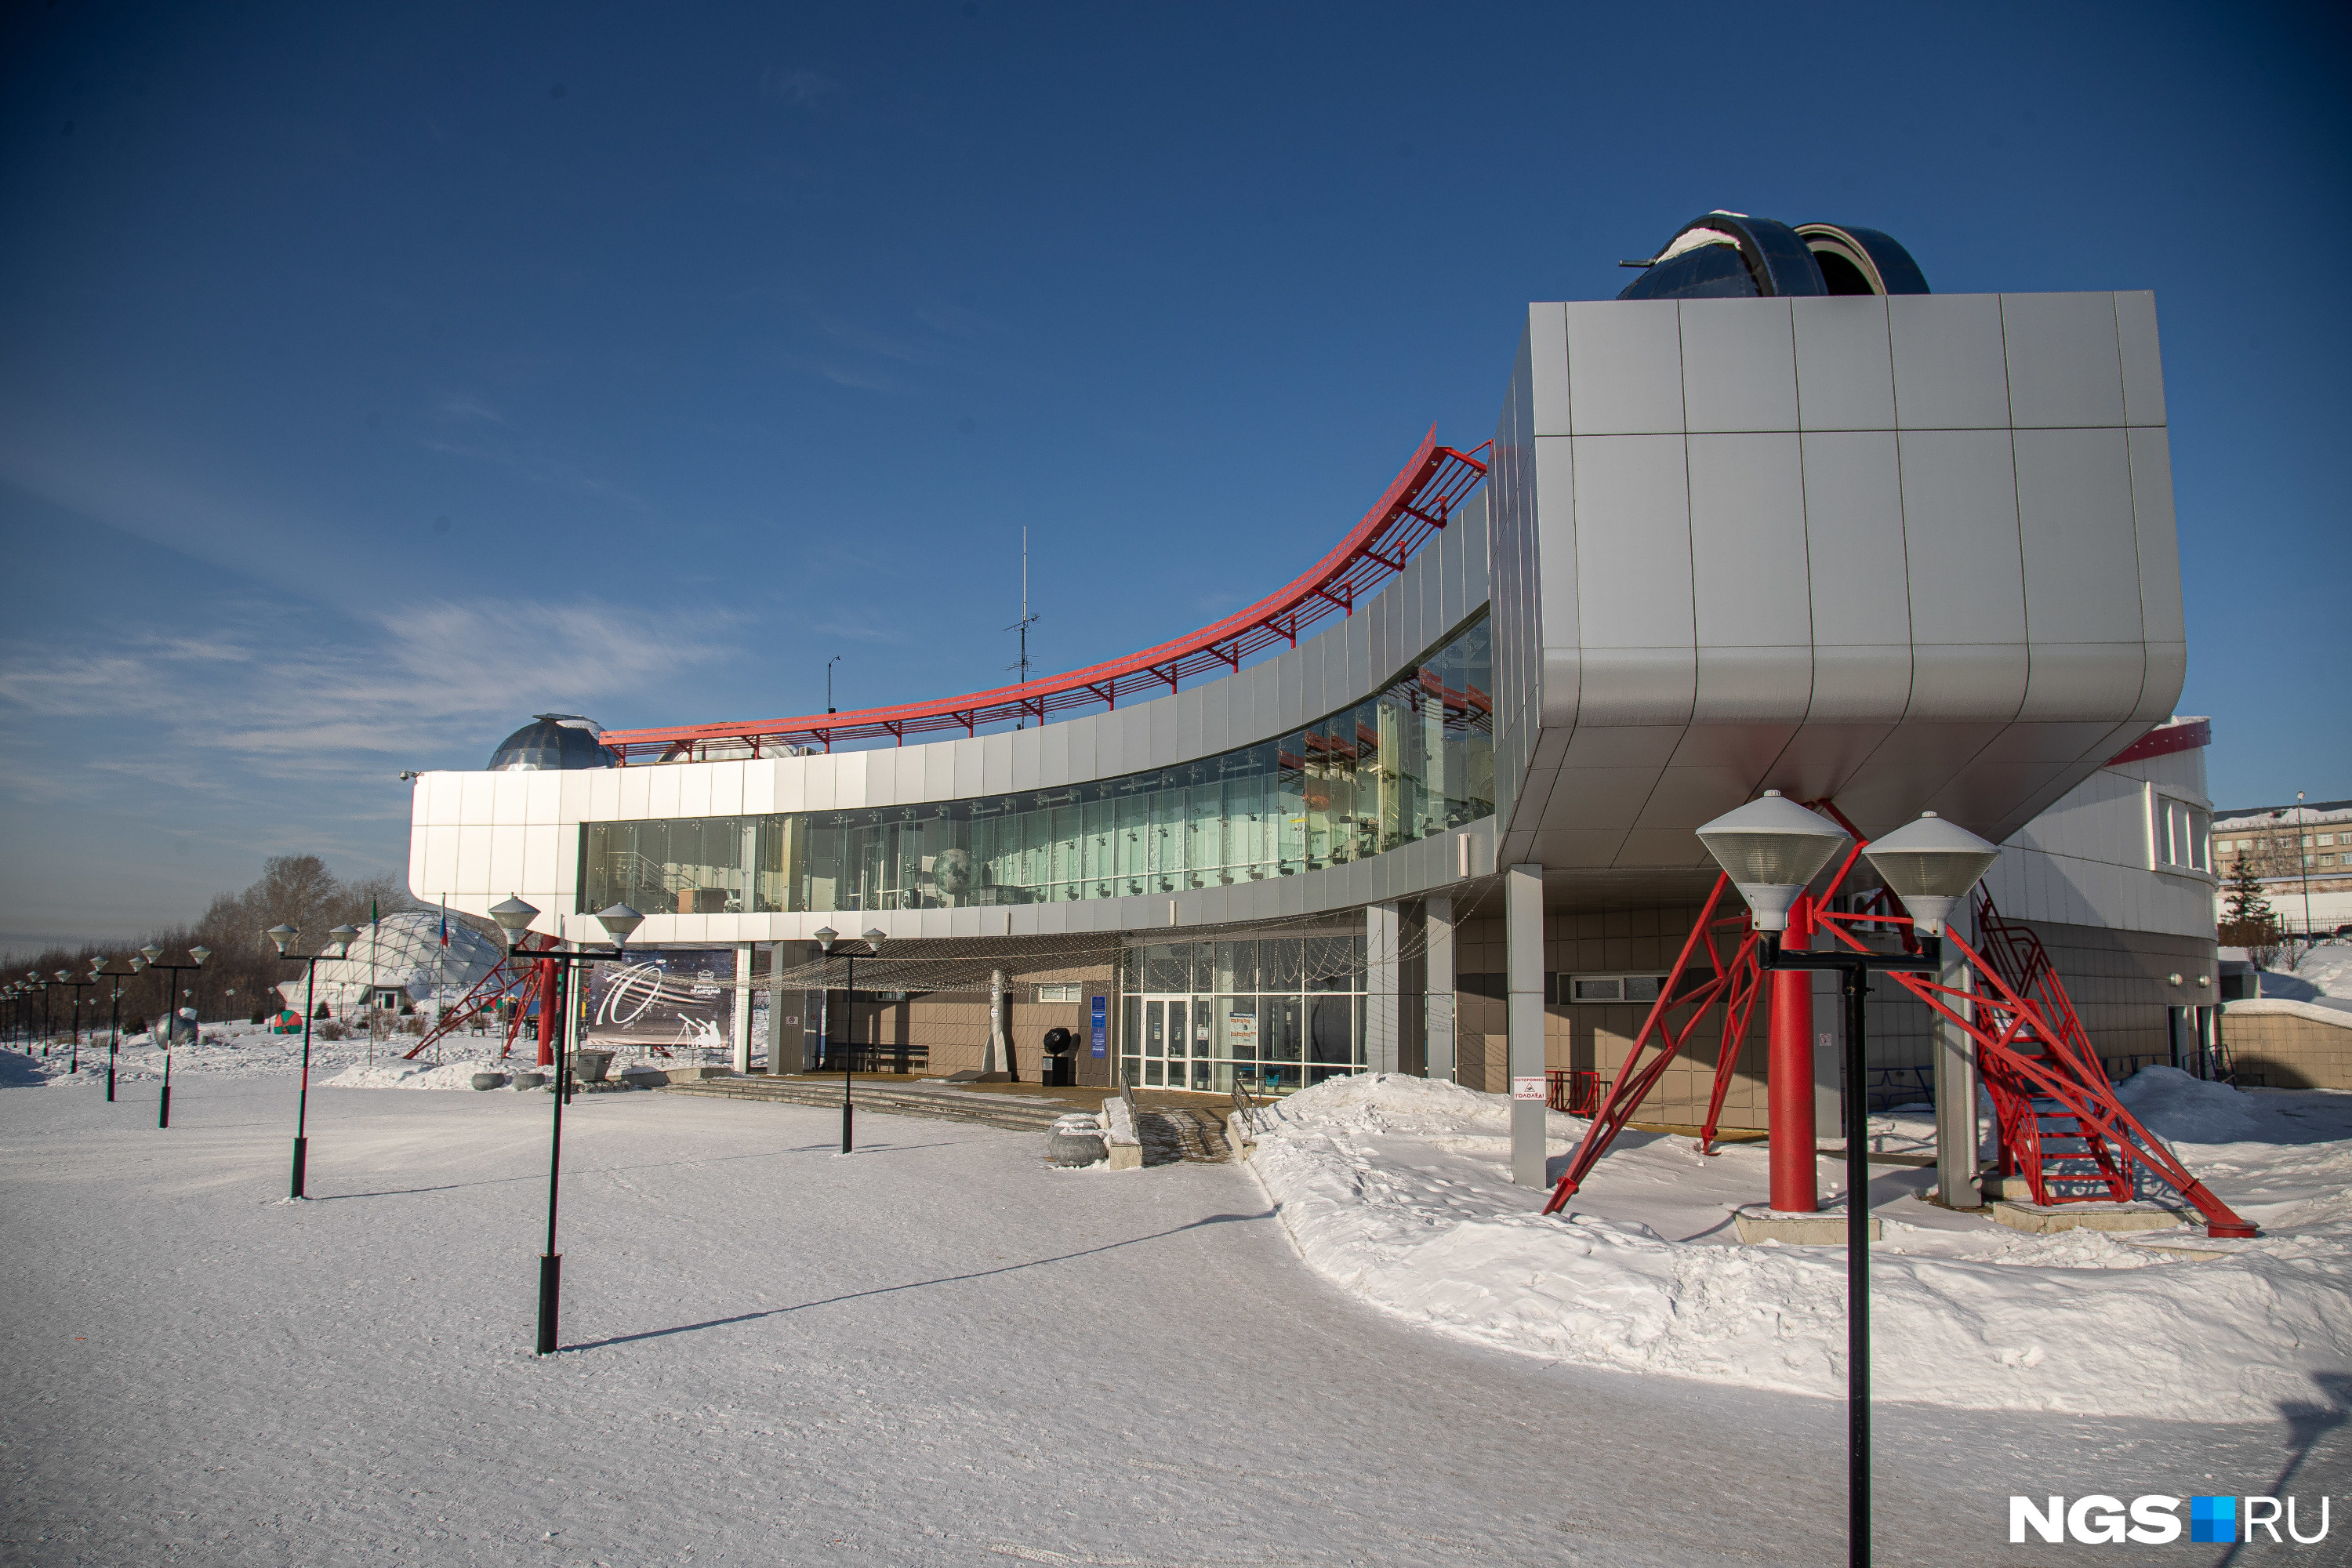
[582,613,1492,916]
[1121,935,1368,1094]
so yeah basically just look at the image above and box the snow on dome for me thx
[276,909,503,1017]
[487,713,618,771]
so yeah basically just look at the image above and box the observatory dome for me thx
[488,714,618,771]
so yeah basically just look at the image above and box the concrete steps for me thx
[658,1076,1080,1133]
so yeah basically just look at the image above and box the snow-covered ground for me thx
[1247,1072,2352,1422]
[16,1014,668,1095]
[5,1058,2347,1566]
[19,1014,524,1088]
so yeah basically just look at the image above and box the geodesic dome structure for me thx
[275,909,504,1018]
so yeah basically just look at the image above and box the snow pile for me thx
[1248,1073,2352,1421]
[9,1017,514,1091]
[324,1059,523,1091]
[2299,943,2352,1000]
[2114,1065,2274,1143]
[2239,945,2352,1013]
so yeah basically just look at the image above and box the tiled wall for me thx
[2220,1008,2352,1091]
[2012,917,2216,1066]
[819,960,1115,1085]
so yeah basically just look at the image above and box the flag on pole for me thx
[439,907,449,947]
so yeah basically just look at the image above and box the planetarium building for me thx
[411,214,2223,1180]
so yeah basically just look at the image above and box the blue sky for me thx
[2,2,2347,948]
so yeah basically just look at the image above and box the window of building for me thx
[2153,795,2210,874]
[1119,935,1367,1094]
[1562,973,1669,1004]
[1033,983,1080,1003]
[582,613,1494,916]
[2321,833,2336,847]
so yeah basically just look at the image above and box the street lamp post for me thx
[487,897,644,1356]
[267,924,360,1198]
[812,926,887,1154]
[1694,794,1998,1568]
[96,956,140,1100]
[57,970,96,1079]
[139,946,212,1130]
[32,975,53,1056]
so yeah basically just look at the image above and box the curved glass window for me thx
[583,612,1490,915]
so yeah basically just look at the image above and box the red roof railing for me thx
[601,430,1490,760]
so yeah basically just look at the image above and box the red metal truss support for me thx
[1543,877,1762,1214]
[1805,842,2254,1239]
[405,952,528,1059]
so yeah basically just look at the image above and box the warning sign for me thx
[1511,1076,1546,1102]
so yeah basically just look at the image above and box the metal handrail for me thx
[600,433,1490,759]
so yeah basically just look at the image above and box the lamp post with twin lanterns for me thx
[96,954,140,1100]
[57,969,97,1080]
[267,923,361,1198]
[485,896,645,1356]
[139,945,211,1130]
[24,975,44,1054]
[811,926,887,1155]
[1693,792,2001,1568]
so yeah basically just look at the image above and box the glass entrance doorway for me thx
[1123,935,1368,1094]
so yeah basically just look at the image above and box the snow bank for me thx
[2114,1065,2277,1143]
[324,1059,522,1091]
[1248,1073,2352,1421]
[11,1017,525,1091]
[2294,943,2352,1000]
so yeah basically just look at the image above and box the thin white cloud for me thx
[758,66,845,111]
[0,593,741,789]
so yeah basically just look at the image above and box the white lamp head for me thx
[488,897,539,949]
[140,944,164,964]
[1860,811,2001,938]
[812,926,840,952]
[266,924,298,957]
[190,946,211,966]
[861,927,886,953]
[593,903,644,948]
[328,924,361,957]
[1693,791,1853,933]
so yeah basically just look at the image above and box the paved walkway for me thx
[2,1065,2341,1566]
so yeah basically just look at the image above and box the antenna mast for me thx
[1006,526,1040,728]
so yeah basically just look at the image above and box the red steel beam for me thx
[599,431,1490,759]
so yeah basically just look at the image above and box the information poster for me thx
[580,949,735,1054]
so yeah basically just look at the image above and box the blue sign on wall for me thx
[1090,994,1107,1058]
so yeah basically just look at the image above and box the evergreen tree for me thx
[2218,856,2276,948]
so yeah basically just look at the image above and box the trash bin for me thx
[572,1049,615,1085]
[1040,1026,1076,1087]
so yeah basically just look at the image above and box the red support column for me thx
[1769,893,1820,1213]
[535,960,558,1068]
